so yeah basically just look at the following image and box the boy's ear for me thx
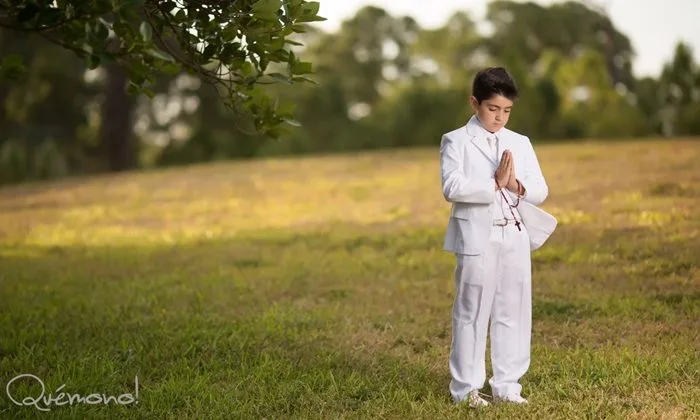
[469,95,479,110]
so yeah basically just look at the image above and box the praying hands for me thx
[495,150,525,196]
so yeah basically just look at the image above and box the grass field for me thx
[1,138,699,419]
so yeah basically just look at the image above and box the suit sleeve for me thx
[518,137,548,205]
[440,134,496,204]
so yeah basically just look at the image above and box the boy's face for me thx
[470,94,513,133]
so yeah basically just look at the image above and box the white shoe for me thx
[494,394,528,404]
[464,390,490,408]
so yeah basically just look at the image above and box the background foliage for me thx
[1,1,699,184]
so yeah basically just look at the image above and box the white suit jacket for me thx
[440,115,549,255]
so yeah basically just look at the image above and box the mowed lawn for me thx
[0,138,699,419]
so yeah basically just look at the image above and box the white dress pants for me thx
[449,223,532,402]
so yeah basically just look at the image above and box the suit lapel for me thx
[470,136,497,166]
[466,116,498,167]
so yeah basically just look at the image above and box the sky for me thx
[312,0,700,79]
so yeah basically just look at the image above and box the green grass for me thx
[1,138,699,419]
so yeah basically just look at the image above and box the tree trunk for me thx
[100,63,137,171]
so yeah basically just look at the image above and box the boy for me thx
[439,67,549,407]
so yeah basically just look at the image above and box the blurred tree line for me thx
[1,1,699,184]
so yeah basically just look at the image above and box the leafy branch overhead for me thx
[0,0,325,138]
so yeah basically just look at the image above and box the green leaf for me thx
[140,22,152,42]
[301,1,320,16]
[292,61,312,75]
[112,21,134,39]
[221,43,242,62]
[160,62,182,75]
[282,26,294,36]
[267,72,290,84]
[202,43,218,62]
[259,13,281,22]
[248,42,264,59]
[174,8,187,22]
[291,75,318,84]
[297,1,325,22]
[268,37,285,51]
[197,8,211,23]
[242,62,255,77]
[86,54,101,69]
[284,39,303,46]
[296,14,327,23]
[281,117,301,127]
[222,25,239,42]
[146,48,174,62]
[159,0,177,14]
[252,0,282,15]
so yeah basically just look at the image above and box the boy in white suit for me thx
[439,67,550,407]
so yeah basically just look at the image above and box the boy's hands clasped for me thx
[495,150,523,194]
[495,150,514,190]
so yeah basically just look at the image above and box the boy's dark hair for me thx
[472,67,518,103]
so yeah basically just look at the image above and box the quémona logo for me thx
[5,373,139,411]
